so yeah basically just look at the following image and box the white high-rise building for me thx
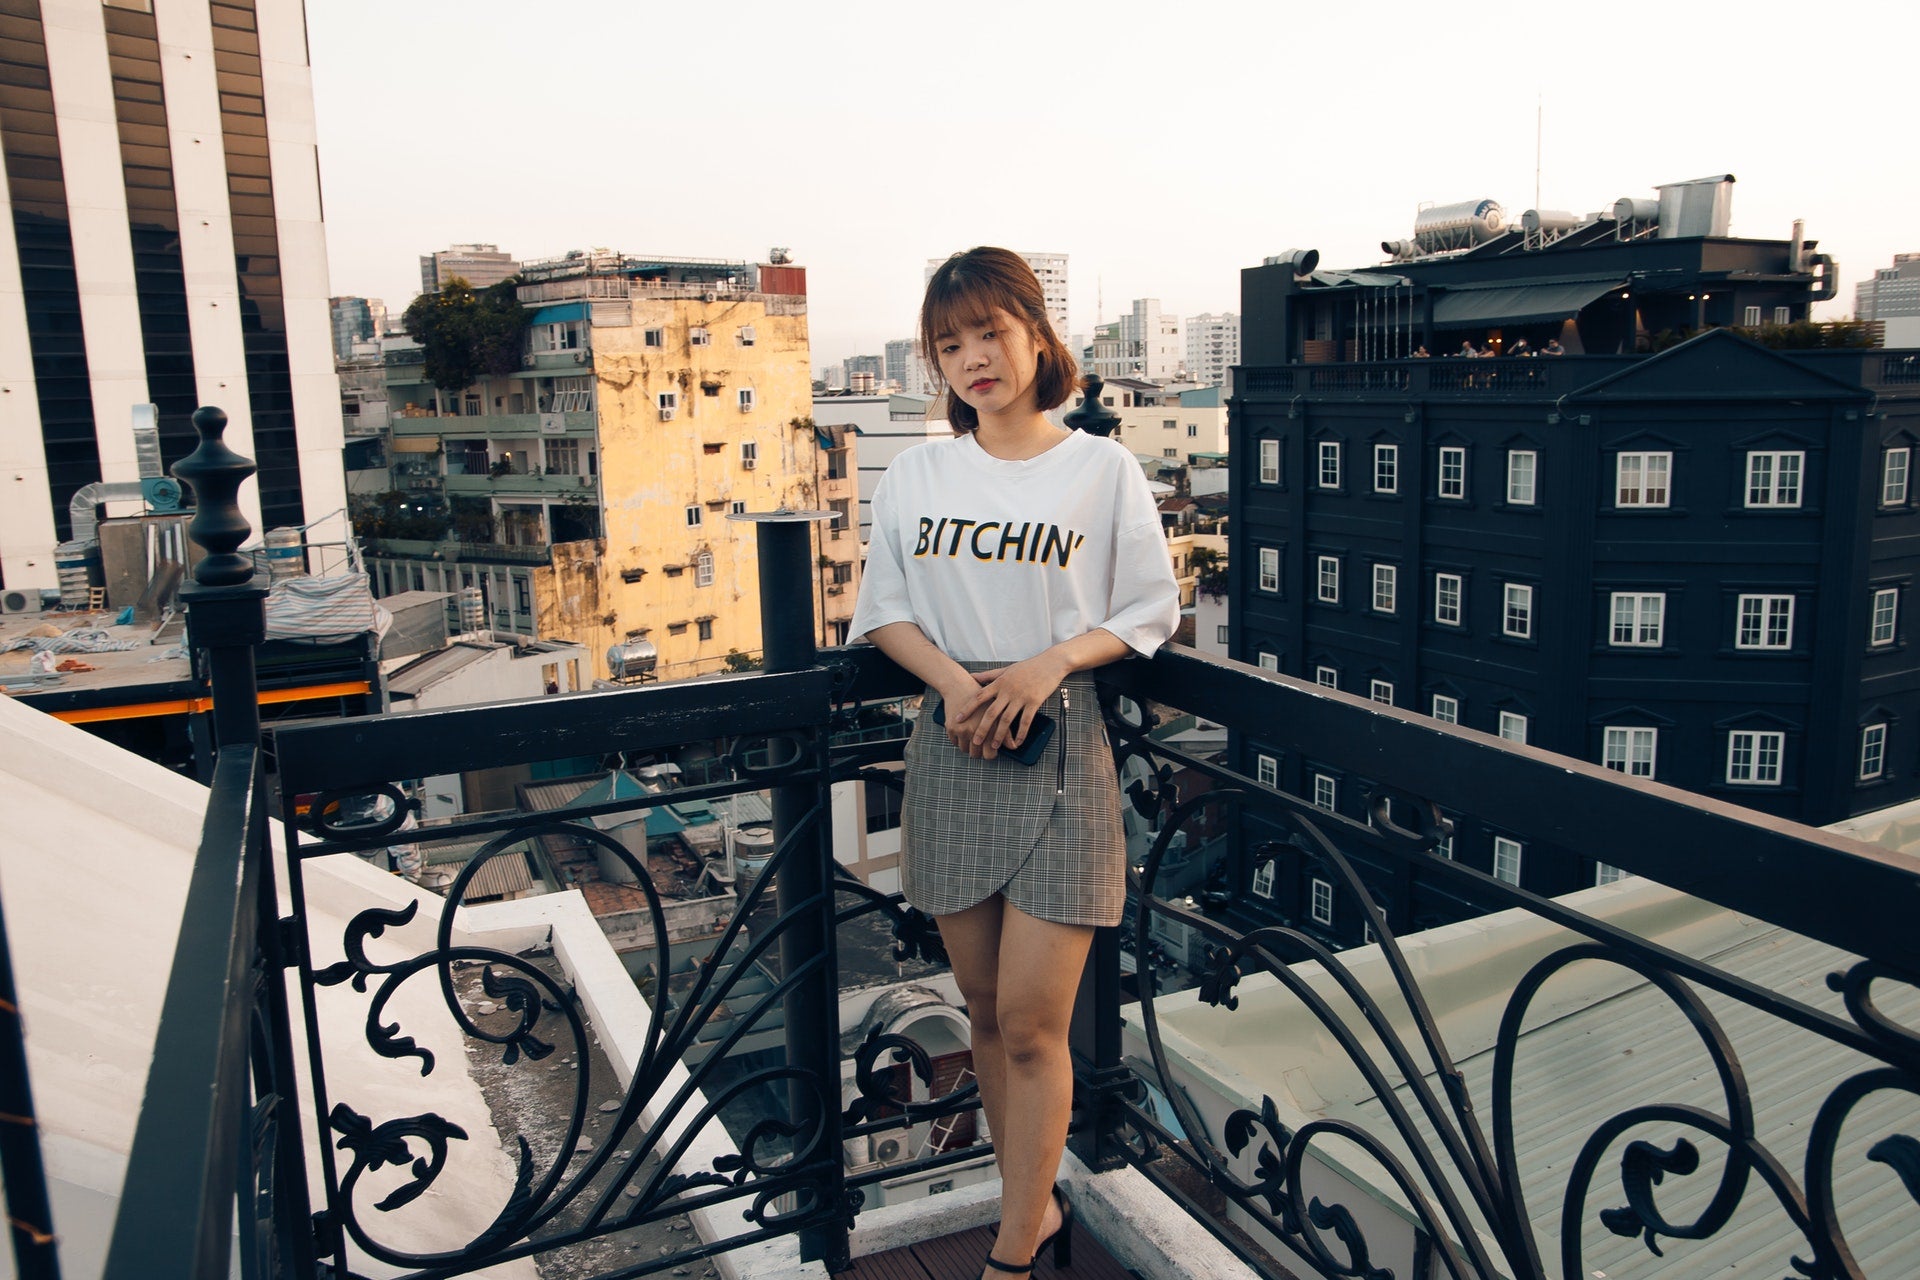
[0,0,344,589]
[1120,299,1183,382]
[926,251,1069,344]
[419,243,519,295]
[1185,313,1240,389]
[1857,254,1920,349]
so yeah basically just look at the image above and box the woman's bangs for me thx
[923,275,1010,346]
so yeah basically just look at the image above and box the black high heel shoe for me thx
[984,1185,1073,1275]
[1032,1185,1073,1270]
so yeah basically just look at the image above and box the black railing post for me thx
[1063,385,1134,1170]
[745,509,849,1270]
[172,406,317,1273]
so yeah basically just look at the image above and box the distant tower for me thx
[926,251,1069,343]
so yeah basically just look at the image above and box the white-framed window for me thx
[1860,723,1888,780]
[689,325,711,347]
[1610,592,1665,647]
[1310,878,1334,926]
[1498,711,1529,744]
[1317,555,1340,603]
[1435,833,1455,859]
[1872,588,1899,646]
[1736,594,1794,650]
[1372,563,1397,613]
[1745,451,1804,508]
[684,505,702,527]
[1313,773,1337,811]
[1727,730,1784,784]
[1315,665,1338,689]
[1595,863,1626,886]
[1507,450,1537,505]
[730,500,747,515]
[1163,448,1179,459]
[1503,583,1534,638]
[1188,423,1199,438]
[1317,440,1341,488]
[1432,693,1459,724]
[644,327,665,348]
[1434,573,1463,626]
[1256,753,1278,787]
[1616,452,1671,508]
[1744,305,1762,326]
[1493,837,1523,885]
[1251,860,1274,898]
[739,388,756,412]
[1257,652,1279,672]
[1374,443,1399,494]
[657,391,679,417]
[741,440,758,466]
[1369,679,1394,705]
[1258,547,1280,593]
[1363,922,1375,944]
[695,550,714,587]
[1216,624,1231,644]
[1774,306,1791,325]
[1260,438,1281,485]
[1883,448,1910,506]
[1437,446,1466,499]
[1603,726,1657,778]
[737,324,756,347]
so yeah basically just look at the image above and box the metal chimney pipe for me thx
[1790,219,1806,273]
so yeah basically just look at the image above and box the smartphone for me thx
[933,701,1057,767]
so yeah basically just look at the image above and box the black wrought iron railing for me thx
[86,408,1920,1280]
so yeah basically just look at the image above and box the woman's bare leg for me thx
[933,896,1010,1170]
[981,904,1092,1272]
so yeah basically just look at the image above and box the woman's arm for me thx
[862,621,1000,753]
[954,628,1133,758]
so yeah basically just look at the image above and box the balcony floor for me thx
[834,1217,1136,1279]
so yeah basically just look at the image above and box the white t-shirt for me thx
[848,428,1180,663]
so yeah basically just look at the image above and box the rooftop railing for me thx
[90,407,1920,1280]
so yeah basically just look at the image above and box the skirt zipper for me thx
[1056,688,1070,795]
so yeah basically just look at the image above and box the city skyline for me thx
[308,1,1913,371]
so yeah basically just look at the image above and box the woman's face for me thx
[935,307,1041,419]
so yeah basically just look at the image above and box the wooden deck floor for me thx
[832,1217,1139,1280]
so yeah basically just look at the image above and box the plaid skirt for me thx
[900,663,1126,927]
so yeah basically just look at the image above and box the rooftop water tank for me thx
[607,636,658,681]
[1413,200,1506,254]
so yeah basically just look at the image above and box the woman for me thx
[847,247,1179,1277]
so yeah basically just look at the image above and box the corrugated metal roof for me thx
[386,642,496,698]
[1336,922,1919,1276]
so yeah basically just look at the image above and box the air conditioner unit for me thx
[871,1135,905,1165]
[576,475,591,486]
[741,457,756,470]
[522,353,538,368]
[702,291,718,303]
[1,588,43,614]
[659,407,676,421]
[739,400,753,412]
[572,352,588,364]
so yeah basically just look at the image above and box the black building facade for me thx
[1225,217,1920,947]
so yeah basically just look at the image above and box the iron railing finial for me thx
[172,405,258,586]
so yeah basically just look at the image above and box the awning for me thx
[1431,278,1623,328]
[530,302,588,325]
[389,436,441,453]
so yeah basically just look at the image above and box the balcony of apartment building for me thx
[18,413,1917,1280]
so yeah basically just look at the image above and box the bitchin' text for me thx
[913,517,1087,568]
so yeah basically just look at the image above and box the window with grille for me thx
[1310,878,1334,926]
[1493,837,1523,885]
[1595,863,1625,886]
[1745,451,1804,508]
[1257,652,1278,671]
[685,506,702,527]
[1256,754,1278,787]
[1315,666,1338,689]
[1437,446,1466,499]
[1260,439,1280,485]
[1259,547,1280,593]
[1503,583,1533,638]
[1507,450,1536,505]
[1317,556,1340,603]
[1616,452,1671,507]
[1736,594,1793,649]
[1610,593,1664,646]
[1872,588,1898,646]
[1252,861,1274,898]
[1372,563,1396,613]
[1432,694,1459,723]
[1727,730,1784,784]
[1883,448,1910,506]
[1860,723,1888,780]
[695,551,714,587]
[1603,726,1657,777]
[1317,441,1341,488]
[1314,774,1336,811]
[1499,711,1529,744]
[1374,444,1398,493]
[1435,573,1463,625]
[1370,679,1393,705]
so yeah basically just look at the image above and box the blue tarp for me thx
[530,302,589,325]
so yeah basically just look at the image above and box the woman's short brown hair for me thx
[920,247,1080,432]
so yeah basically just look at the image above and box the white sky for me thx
[309,0,1915,370]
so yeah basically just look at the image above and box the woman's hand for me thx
[949,652,1070,759]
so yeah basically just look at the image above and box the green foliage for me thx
[401,276,530,392]
[350,490,451,541]
[1735,319,1877,350]
[449,496,494,543]
[1189,546,1229,599]
[723,649,763,673]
